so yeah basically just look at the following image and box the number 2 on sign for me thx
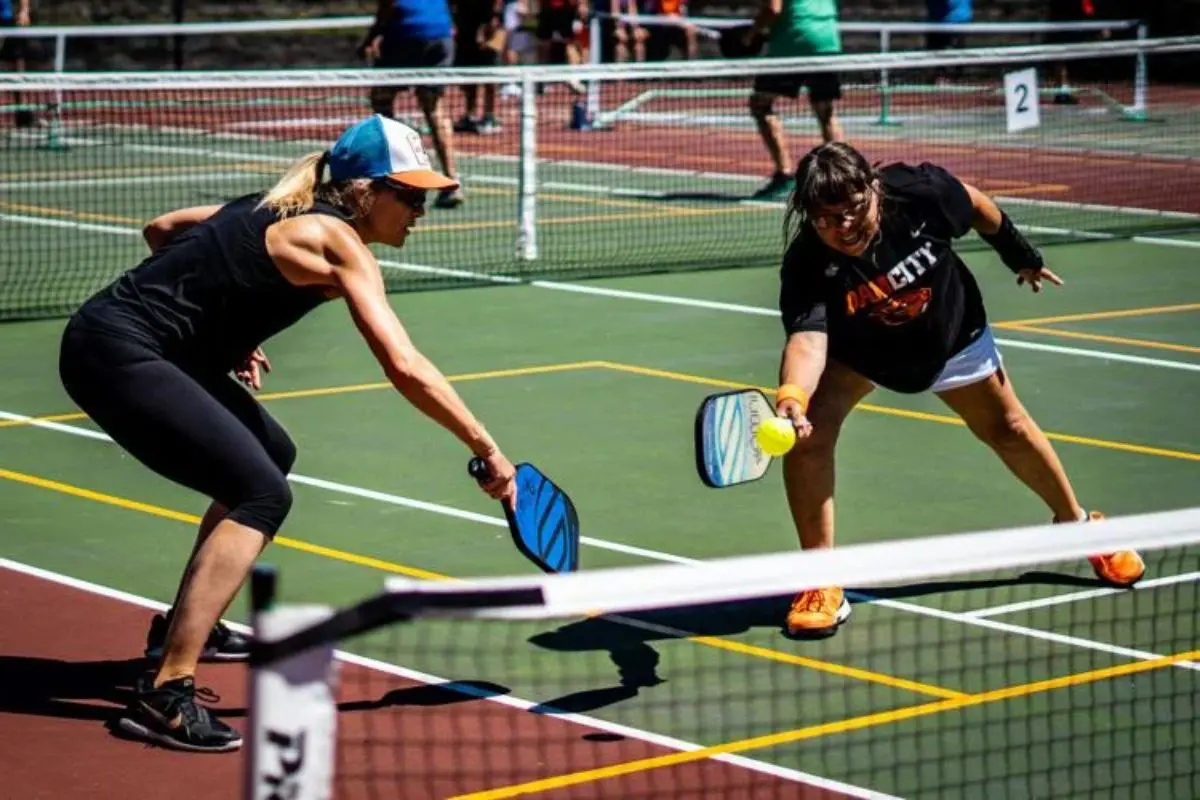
[1014,83,1029,113]
[1004,67,1040,133]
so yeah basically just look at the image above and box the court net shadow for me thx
[337,680,511,713]
[527,568,1097,706]
[854,570,1107,603]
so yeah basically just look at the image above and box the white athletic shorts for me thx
[929,325,1003,393]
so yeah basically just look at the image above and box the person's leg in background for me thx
[477,24,507,132]
[417,37,464,208]
[806,72,844,144]
[749,74,810,199]
[2,6,36,128]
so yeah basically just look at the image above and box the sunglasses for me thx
[379,181,428,212]
[810,192,873,229]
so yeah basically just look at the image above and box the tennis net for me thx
[245,507,1199,799]
[2,37,1198,320]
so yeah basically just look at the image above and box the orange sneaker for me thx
[785,587,851,638]
[1064,511,1146,587]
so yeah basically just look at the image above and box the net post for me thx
[873,29,899,127]
[586,14,601,121]
[517,75,538,262]
[245,565,337,800]
[1128,22,1149,121]
[43,33,68,152]
[251,563,277,614]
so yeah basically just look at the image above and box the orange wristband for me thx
[775,383,809,414]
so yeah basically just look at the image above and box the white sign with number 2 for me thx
[1004,67,1041,133]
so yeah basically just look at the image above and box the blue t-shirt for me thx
[0,0,14,23]
[386,0,452,41]
[926,0,972,24]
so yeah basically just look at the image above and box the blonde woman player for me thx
[58,115,518,752]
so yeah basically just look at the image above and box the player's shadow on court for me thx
[0,655,159,722]
[528,568,1103,687]
[525,639,665,716]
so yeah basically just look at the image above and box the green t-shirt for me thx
[768,0,842,57]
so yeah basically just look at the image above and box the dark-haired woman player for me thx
[772,142,1144,638]
[59,115,517,751]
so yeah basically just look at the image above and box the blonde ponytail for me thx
[258,151,329,218]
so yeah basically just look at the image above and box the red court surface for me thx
[0,564,853,799]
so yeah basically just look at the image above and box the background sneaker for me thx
[144,612,251,662]
[434,187,465,209]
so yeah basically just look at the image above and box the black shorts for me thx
[753,71,842,104]
[376,36,454,96]
[0,19,28,62]
[647,25,690,61]
[455,29,502,67]
[59,319,296,536]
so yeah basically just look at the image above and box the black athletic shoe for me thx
[117,675,242,753]
[144,612,252,662]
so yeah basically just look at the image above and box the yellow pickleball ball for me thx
[755,416,797,457]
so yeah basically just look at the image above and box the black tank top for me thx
[75,194,349,373]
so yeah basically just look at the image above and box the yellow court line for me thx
[449,647,1200,800]
[0,464,961,698]
[256,361,605,402]
[1000,324,1200,356]
[688,634,967,700]
[0,362,606,427]
[0,466,449,582]
[416,218,517,233]
[0,199,144,225]
[996,302,1200,327]
[595,361,1200,462]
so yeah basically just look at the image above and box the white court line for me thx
[0,212,141,236]
[848,591,1199,672]
[0,557,877,798]
[961,570,1200,619]
[1,406,1195,674]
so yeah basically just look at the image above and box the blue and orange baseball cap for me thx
[328,115,458,190]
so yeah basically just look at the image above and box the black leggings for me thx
[59,319,295,536]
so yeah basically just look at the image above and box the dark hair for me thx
[784,142,880,246]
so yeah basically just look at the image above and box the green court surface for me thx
[0,225,1197,795]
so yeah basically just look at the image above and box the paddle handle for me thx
[468,456,491,483]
